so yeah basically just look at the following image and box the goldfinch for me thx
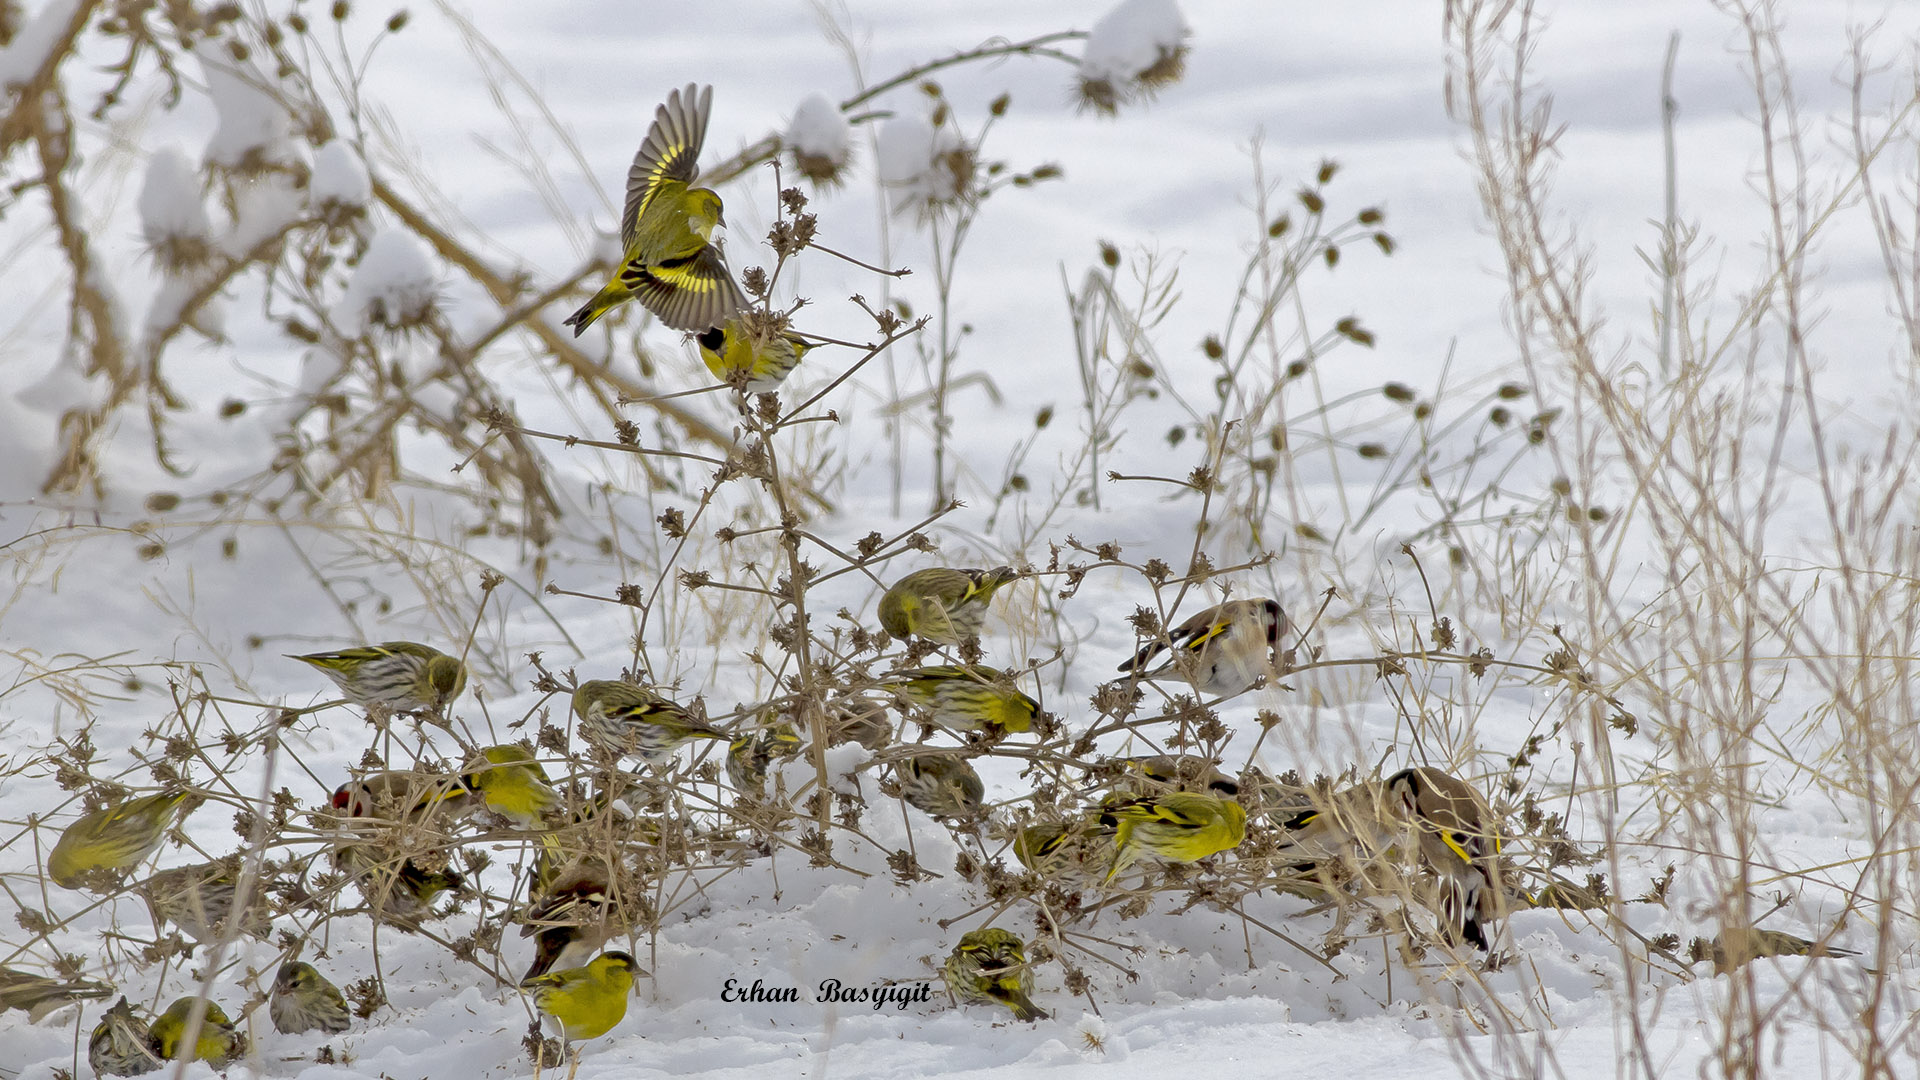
[698,314,810,393]
[520,857,630,981]
[896,753,985,820]
[0,966,109,1021]
[270,960,352,1035]
[726,721,804,793]
[289,640,468,715]
[89,996,163,1077]
[1115,754,1239,796]
[1384,767,1507,950]
[521,950,638,1043]
[565,85,747,334]
[47,790,191,890]
[150,996,245,1066]
[1101,791,1247,882]
[876,566,1019,646]
[943,928,1047,1022]
[888,665,1038,735]
[461,744,559,829]
[1116,597,1289,696]
[573,679,731,766]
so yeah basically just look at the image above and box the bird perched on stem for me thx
[89,996,163,1077]
[521,950,638,1044]
[887,665,1037,735]
[943,928,1047,1022]
[573,679,731,766]
[270,960,352,1035]
[565,84,747,334]
[1116,598,1289,697]
[289,641,468,716]
[1101,791,1246,882]
[461,744,559,829]
[699,313,810,393]
[877,566,1019,646]
[896,753,985,821]
[140,857,275,945]
[47,790,192,890]
[726,720,804,793]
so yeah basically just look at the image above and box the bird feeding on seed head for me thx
[288,640,468,716]
[572,678,732,765]
[565,84,748,335]
[1116,597,1289,696]
[876,565,1019,646]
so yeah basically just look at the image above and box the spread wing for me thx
[620,244,747,331]
[620,84,711,249]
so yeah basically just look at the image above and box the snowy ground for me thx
[3,1,1918,1077]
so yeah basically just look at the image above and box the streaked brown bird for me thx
[877,566,1019,646]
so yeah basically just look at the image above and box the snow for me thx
[332,229,440,333]
[310,141,372,210]
[2,1,1919,1079]
[0,0,81,90]
[136,147,211,249]
[1080,0,1188,84]
[874,113,968,213]
[196,39,298,172]
[786,92,852,183]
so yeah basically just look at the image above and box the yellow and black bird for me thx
[943,928,1047,1022]
[521,950,638,1044]
[150,996,246,1066]
[573,679,733,766]
[888,665,1038,735]
[1100,791,1246,882]
[565,85,747,334]
[698,314,810,393]
[47,790,192,890]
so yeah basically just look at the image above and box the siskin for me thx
[726,721,804,793]
[565,84,747,334]
[0,966,109,1022]
[151,996,246,1066]
[1115,754,1240,797]
[47,790,191,890]
[1101,791,1247,882]
[573,679,731,766]
[943,928,1047,1022]
[1012,820,1115,888]
[289,640,468,716]
[888,665,1037,735]
[521,950,638,1043]
[270,960,352,1035]
[461,745,559,829]
[89,996,163,1078]
[1384,767,1507,950]
[140,857,274,945]
[333,845,466,927]
[1116,597,1289,697]
[877,566,1020,646]
[1705,927,1860,976]
[896,753,985,821]
[824,692,895,750]
[698,314,810,393]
